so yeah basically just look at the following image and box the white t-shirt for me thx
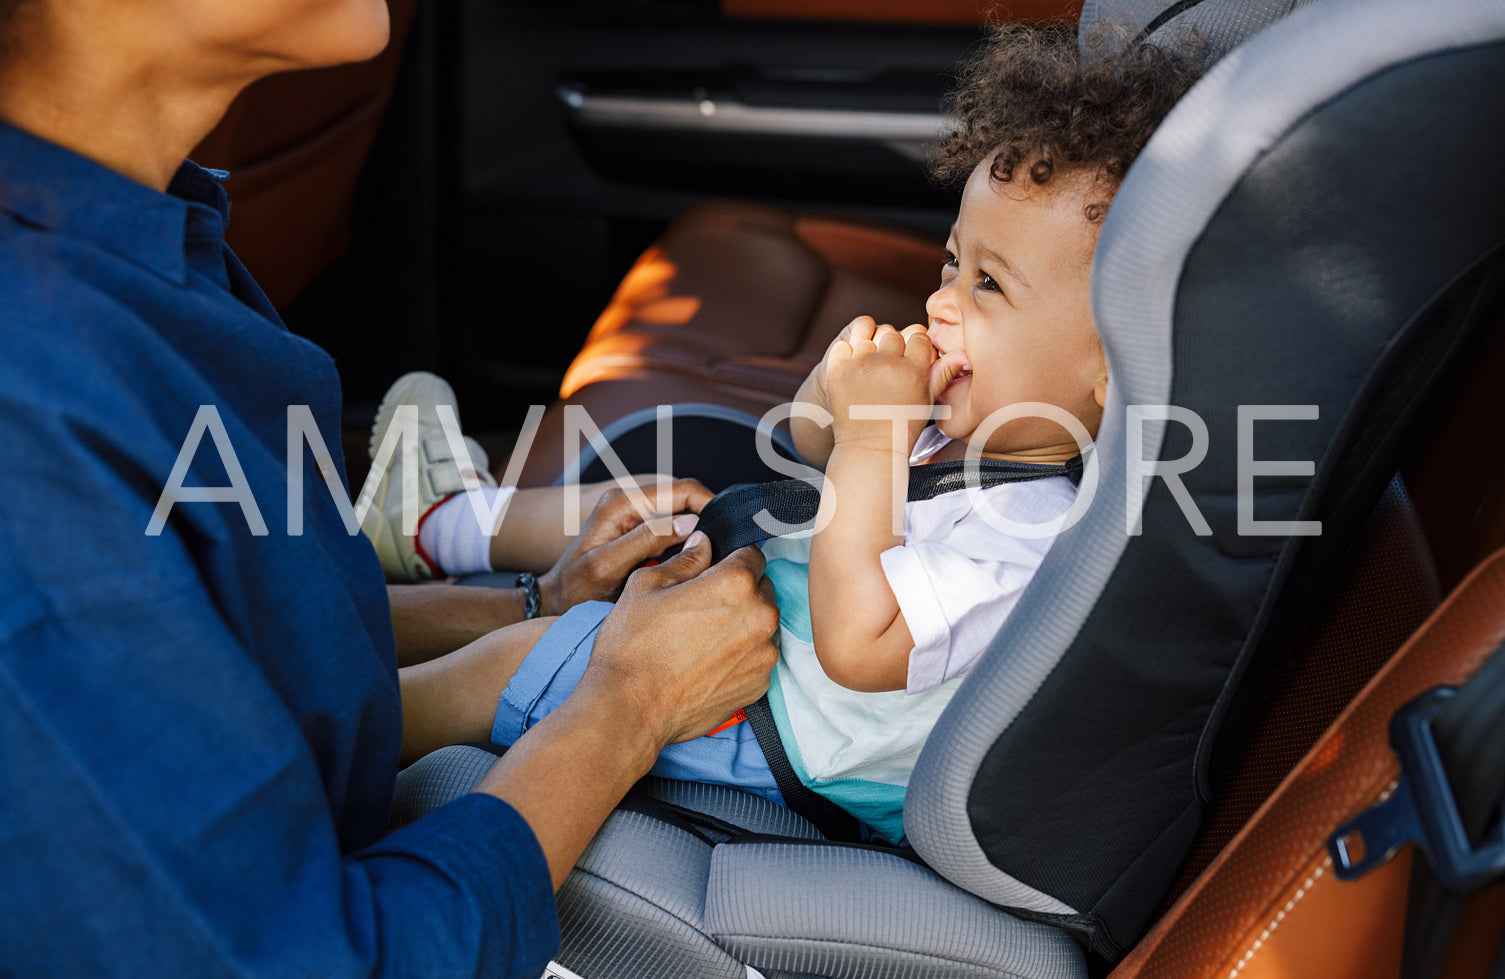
[883,426,1078,693]
[761,427,1077,840]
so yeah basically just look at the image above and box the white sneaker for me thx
[359,372,497,581]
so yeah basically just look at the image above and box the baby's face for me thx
[926,158,1109,460]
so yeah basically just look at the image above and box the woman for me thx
[0,1,779,975]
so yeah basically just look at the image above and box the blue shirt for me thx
[0,121,558,977]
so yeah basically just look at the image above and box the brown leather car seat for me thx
[190,0,419,312]
[1109,548,1505,979]
[513,199,945,486]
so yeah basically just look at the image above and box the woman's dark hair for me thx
[933,23,1205,221]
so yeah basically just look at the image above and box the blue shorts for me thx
[490,601,784,807]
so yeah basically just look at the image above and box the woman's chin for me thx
[281,0,392,69]
[330,5,392,64]
[348,1,393,60]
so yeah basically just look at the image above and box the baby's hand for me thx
[825,322,936,451]
[808,315,873,411]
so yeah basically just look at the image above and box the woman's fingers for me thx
[591,540,780,747]
[541,477,713,615]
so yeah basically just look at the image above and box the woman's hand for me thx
[587,535,781,746]
[475,531,781,888]
[537,477,713,617]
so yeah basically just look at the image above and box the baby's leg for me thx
[484,402,807,573]
[653,720,785,808]
[489,600,619,746]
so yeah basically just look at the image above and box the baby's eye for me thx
[977,271,1002,293]
[940,251,960,285]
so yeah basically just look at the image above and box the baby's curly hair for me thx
[934,23,1205,221]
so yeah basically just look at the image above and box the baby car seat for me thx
[393,0,1505,973]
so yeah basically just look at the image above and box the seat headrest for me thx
[1079,0,1320,61]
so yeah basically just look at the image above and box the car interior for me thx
[192,0,1505,975]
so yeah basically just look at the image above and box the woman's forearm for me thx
[388,583,527,667]
[472,536,781,890]
[397,617,556,765]
[472,691,661,889]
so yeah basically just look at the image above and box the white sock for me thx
[417,486,517,577]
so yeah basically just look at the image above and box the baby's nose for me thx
[925,280,958,325]
[926,298,959,343]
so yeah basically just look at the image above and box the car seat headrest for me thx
[1079,0,1322,62]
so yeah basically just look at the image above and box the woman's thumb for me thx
[648,530,712,585]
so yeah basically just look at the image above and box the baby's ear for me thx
[1093,373,1109,409]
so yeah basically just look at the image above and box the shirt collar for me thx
[0,119,231,285]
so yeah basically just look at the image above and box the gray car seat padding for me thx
[705,843,1087,979]
[1079,0,1322,59]
[556,810,748,979]
[908,0,1505,959]
[392,745,1086,977]
[565,818,1084,978]
[387,742,500,832]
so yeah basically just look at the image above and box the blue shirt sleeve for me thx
[0,521,559,979]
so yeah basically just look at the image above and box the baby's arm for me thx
[807,323,937,692]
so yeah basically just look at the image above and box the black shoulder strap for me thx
[696,455,1083,837]
[697,455,1082,563]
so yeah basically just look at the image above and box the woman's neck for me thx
[0,9,246,191]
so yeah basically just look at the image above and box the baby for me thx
[755,139,1122,842]
[396,25,1203,844]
